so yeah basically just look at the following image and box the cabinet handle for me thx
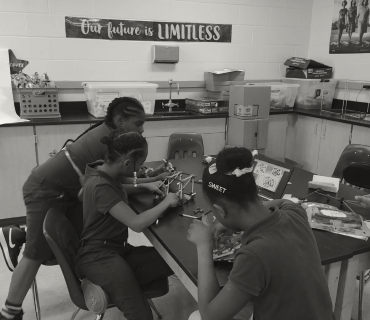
[314,124,318,134]
[322,125,326,139]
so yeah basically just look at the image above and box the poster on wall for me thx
[65,17,232,42]
[330,0,370,53]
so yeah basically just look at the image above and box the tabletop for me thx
[128,156,370,287]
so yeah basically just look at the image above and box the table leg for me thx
[335,256,360,320]
[143,229,198,301]
[323,262,341,311]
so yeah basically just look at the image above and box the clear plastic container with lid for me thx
[281,78,338,110]
[82,82,159,117]
[259,82,300,108]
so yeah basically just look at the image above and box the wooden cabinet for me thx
[0,126,37,219]
[35,124,90,165]
[351,125,370,145]
[265,114,288,162]
[316,120,351,176]
[292,115,322,173]
[145,118,226,161]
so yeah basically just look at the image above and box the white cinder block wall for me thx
[308,0,370,102]
[1,0,313,101]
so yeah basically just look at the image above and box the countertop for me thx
[2,101,370,128]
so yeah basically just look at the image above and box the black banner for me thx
[65,16,232,42]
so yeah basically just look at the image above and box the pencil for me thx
[179,214,201,219]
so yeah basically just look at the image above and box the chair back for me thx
[167,132,204,159]
[43,207,88,311]
[332,144,370,180]
[343,162,370,189]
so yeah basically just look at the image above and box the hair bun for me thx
[216,147,253,174]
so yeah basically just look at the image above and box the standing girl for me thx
[0,97,166,320]
[187,147,334,320]
[75,130,179,320]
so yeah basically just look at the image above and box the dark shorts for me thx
[23,172,81,261]
[75,244,173,320]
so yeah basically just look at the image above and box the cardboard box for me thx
[206,83,231,92]
[227,117,269,150]
[204,69,245,82]
[284,57,332,79]
[229,85,271,119]
[185,97,220,107]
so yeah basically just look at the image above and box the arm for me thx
[188,220,253,320]
[122,181,163,196]
[109,193,179,232]
[263,199,293,208]
[124,172,170,184]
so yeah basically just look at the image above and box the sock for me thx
[1,301,22,319]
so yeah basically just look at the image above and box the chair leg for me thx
[359,271,364,320]
[31,279,41,320]
[70,307,81,320]
[95,313,105,320]
[148,299,162,319]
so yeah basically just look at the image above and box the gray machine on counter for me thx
[227,84,271,151]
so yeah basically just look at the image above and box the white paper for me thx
[312,175,340,192]
[207,68,245,75]
[0,49,29,125]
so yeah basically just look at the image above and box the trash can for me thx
[284,158,303,169]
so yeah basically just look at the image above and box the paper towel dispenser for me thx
[152,45,179,64]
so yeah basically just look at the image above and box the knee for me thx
[188,310,201,320]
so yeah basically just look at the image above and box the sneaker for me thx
[0,226,26,272]
[0,311,24,320]
[81,278,109,314]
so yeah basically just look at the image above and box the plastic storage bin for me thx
[82,82,159,117]
[259,82,300,108]
[281,78,338,109]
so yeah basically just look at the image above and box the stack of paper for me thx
[308,175,340,193]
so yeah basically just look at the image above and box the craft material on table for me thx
[302,202,370,240]
[213,232,243,262]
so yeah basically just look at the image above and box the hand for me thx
[156,172,170,181]
[164,192,180,207]
[355,194,370,209]
[212,221,228,248]
[187,219,213,248]
[144,181,164,198]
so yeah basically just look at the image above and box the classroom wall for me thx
[0,0,312,87]
[308,0,370,102]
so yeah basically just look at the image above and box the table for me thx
[129,157,370,320]
[285,166,370,320]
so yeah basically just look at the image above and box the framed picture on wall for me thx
[329,0,370,54]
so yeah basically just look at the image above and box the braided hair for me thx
[202,147,258,206]
[65,97,145,147]
[100,129,148,163]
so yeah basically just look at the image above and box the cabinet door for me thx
[292,115,322,173]
[351,125,370,145]
[265,114,288,162]
[35,124,90,166]
[0,126,37,219]
[316,120,352,176]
